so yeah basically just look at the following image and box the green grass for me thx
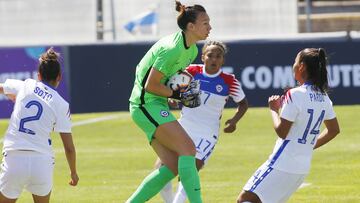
[0,105,359,202]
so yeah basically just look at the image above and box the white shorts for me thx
[190,132,218,164]
[243,163,306,203]
[0,151,54,199]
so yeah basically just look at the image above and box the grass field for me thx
[0,105,359,203]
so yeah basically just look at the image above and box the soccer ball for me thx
[166,71,193,91]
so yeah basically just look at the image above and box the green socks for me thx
[127,165,175,203]
[178,155,202,203]
[127,156,202,203]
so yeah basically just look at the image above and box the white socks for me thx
[160,181,174,203]
[172,182,187,203]
[160,181,188,203]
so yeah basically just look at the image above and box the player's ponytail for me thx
[38,47,61,83]
[175,0,206,31]
[317,48,329,93]
[299,48,329,93]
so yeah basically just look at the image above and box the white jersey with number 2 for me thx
[2,79,71,156]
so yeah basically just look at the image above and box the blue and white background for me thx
[0,47,69,118]
[1,36,359,118]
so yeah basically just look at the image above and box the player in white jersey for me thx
[0,48,79,203]
[157,41,248,203]
[237,48,340,203]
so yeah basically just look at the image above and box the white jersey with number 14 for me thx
[266,84,336,174]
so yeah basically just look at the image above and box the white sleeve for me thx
[54,102,72,133]
[229,77,246,103]
[3,79,24,95]
[280,90,300,122]
[324,98,336,120]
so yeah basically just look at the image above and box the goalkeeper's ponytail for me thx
[175,0,206,31]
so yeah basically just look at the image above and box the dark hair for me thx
[175,0,206,31]
[202,41,228,55]
[38,47,61,83]
[298,48,329,93]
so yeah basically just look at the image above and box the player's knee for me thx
[237,198,254,203]
[187,139,196,155]
[237,190,260,203]
[195,159,204,170]
[160,160,178,176]
[178,149,196,157]
[188,146,196,156]
[169,168,178,176]
[236,191,247,203]
[236,195,242,203]
[177,141,196,156]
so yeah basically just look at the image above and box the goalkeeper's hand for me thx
[182,95,201,108]
[170,80,201,108]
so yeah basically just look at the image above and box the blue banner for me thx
[66,38,360,113]
[0,46,69,118]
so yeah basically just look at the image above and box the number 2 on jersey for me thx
[298,109,325,144]
[19,100,43,135]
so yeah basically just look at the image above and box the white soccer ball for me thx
[166,71,193,91]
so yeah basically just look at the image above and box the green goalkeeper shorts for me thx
[129,102,177,143]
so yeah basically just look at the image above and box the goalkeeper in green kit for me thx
[127,1,211,202]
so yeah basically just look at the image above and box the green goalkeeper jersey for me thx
[129,31,198,105]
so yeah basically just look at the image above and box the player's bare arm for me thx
[144,68,173,97]
[60,133,79,186]
[224,98,248,133]
[0,83,3,94]
[314,118,340,149]
[268,95,292,139]
[0,83,16,102]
